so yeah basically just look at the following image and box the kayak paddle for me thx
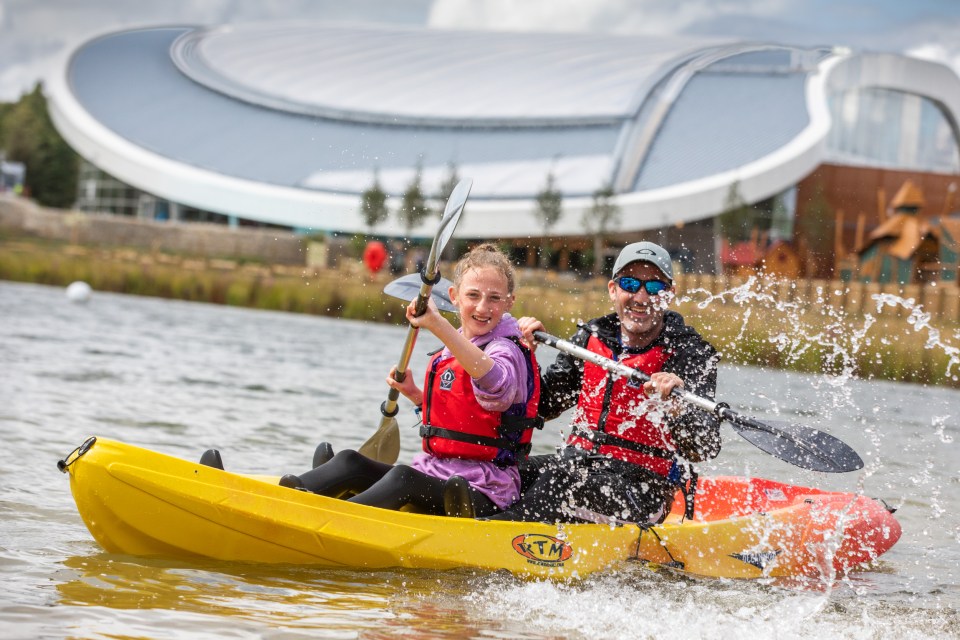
[357,178,472,463]
[532,331,864,473]
[383,273,456,312]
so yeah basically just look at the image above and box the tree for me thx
[359,169,389,233]
[797,178,835,277]
[0,102,14,151]
[716,181,754,243]
[397,161,430,241]
[2,83,78,208]
[434,161,460,214]
[433,161,463,261]
[581,182,621,276]
[534,170,563,268]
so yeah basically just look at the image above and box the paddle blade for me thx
[383,274,456,312]
[729,416,864,473]
[358,416,401,464]
[436,178,472,253]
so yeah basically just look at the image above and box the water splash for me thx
[464,569,954,640]
[933,415,954,444]
[684,278,960,391]
[687,278,862,417]
[874,293,960,379]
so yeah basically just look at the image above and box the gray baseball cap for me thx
[611,241,674,281]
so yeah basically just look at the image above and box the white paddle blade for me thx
[383,274,456,312]
[435,178,472,255]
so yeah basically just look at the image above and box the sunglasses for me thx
[616,276,669,296]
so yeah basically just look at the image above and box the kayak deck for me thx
[62,437,901,580]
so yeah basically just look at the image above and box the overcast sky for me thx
[2,0,960,102]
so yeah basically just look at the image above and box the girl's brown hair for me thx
[452,243,516,294]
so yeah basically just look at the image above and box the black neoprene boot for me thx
[443,475,475,518]
[279,474,307,491]
[313,442,335,468]
[199,449,224,470]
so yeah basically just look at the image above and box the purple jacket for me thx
[411,313,531,509]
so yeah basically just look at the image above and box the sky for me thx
[1,0,960,102]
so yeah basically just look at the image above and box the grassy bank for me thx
[515,274,959,388]
[0,239,404,324]
[2,236,958,388]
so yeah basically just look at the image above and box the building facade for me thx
[46,23,960,274]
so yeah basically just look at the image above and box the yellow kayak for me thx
[59,437,901,580]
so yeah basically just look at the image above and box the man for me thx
[488,241,721,524]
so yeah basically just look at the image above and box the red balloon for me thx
[363,240,388,274]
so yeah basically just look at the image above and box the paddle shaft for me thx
[532,330,863,472]
[380,231,449,420]
[358,179,472,464]
[532,331,717,412]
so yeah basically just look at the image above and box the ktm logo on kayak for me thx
[512,534,573,566]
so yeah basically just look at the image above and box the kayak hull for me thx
[62,437,901,580]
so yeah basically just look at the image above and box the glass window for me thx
[827,88,960,173]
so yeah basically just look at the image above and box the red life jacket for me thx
[419,337,541,466]
[567,335,676,475]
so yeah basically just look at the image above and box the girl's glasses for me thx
[616,276,669,296]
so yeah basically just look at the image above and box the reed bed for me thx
[512,277,959,387]
[2,238,957,388]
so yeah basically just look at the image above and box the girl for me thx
[279,244,540,517]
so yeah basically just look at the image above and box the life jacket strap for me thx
[419,425,532,456]
[500,414,544,435]
[572,428,675,462]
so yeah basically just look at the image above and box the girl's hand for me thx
[386,366,423,406]
[516,316,544,351]
[405,297,444,333]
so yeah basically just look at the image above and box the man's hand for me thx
[644,372,683,417]
[644,372,683,399]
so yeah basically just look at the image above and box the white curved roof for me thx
[171,22,712,126]
[45,23,960,239]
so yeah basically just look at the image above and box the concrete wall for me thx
[0,196,308,265]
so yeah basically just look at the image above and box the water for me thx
[1,280,958,639]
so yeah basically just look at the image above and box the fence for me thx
[0,196,307,265]
[672,273,960,323]
[511,270,960,325]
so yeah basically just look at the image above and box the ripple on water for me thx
[178,377,227,388]
[95,417,191,433]
[2,282,959,639]
[36,370,124,383]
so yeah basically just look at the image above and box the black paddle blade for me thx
[383,274,456,312]
[729,416,864,473]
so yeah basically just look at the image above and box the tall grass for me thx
[512,273,960,388]
[2,238,958,388]
[0,241,409,325]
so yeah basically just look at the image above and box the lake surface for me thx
[1,280,958,639]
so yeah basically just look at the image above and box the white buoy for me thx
[66,281,92,303]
